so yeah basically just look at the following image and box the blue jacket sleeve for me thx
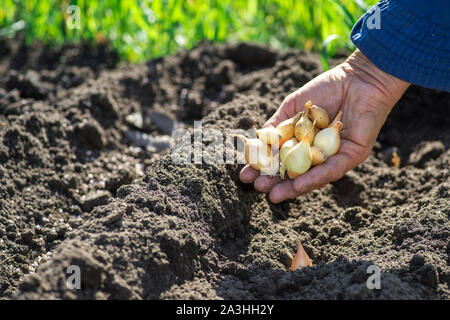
[351,0,450,92]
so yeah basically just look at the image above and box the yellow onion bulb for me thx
[311,146,327,166]
[276,111,302,146]
[313,121,343,157]
[290,240,312,271]
[306,101,330,129]
[285,132,312,179]
[279,137,298,179]
[263,150,280,176]
[254,125,282,145]
[294,109,315,144]
[230,134,277,174]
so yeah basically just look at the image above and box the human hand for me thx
[239,49,410,203]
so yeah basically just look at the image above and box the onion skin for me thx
[306,101,330,129]
[276,112,302,146]
[279,137,298,179]
[263,149,280,176]
[290,240,312,271]
[254,126,282,145]
[294,109,315,144]
[285,133,312,179]
[230,134,278,175]
[314,126,320,135]
[279,163,287,179]
[313,121,343,157]
[280,137,298,164]
[311,146,327,166]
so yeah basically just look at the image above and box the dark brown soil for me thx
[0,37,448,300]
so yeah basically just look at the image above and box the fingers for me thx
[290,139,366,194]
[242,150,356,203]
[239,166,281,194]
[268,155,347,204]
[268,179,300,204]
[265,94,297,127]
[240,165,282,192]
[254,175,281,192]
[292,152,353,194]
[239,165,260,183]
[268,144,359,203]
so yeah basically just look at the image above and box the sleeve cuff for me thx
[351,0,450,92]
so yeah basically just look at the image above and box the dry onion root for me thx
[238,101,343,179]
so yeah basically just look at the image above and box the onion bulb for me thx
[276,111,302,146]
[313,121,343,157]
[294,108,315,144]
[279,137,298,179]
[305,100,330,129]
[253,125,282,145]
[290,240,312,271]
[230,134,278,175]
[284,132,312,179]
[311,146,327,166]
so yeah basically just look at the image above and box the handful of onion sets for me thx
[232,101,343,179]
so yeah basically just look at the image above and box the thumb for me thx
[265,88,319,128]
[265,93,299,128]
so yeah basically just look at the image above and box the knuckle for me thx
[281,95,294,109]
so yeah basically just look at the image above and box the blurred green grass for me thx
[0,0,377,63]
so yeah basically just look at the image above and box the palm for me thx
[239,54,408,203]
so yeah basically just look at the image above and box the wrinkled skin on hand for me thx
[239,50,410,203]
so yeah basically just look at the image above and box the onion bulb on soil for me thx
[306,100,329,129]
[392,151,401,169]
[253,125,282,145]
[290,240,312,271]
[294,108,315,143]
[279,137,298,179]
[311,146,327,166]
[313,121,343,157]
[284,131,312,179]
[230,134,278,175]
[276,111,302,146]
